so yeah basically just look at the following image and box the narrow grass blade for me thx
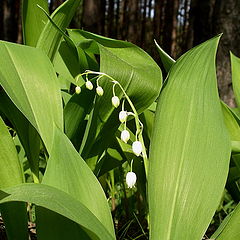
[36,0,82,61]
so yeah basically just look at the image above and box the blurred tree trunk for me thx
[82,0,105,35]
[153,0,163,43]
[128,0,139,44]
[187,0,240,106]
[189,0,215,46]
[115,0,120,37]
[119,0,128,39]
[0,0,4,40]
[107,0,114,37]
[140,0,147,48]
[2,0,21,43]
[213,0,240,106]
[161,0,179,57]
[170,0,179,57]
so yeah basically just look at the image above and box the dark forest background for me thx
[1,0,240,105]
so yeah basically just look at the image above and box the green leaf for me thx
[0,202,29,240]
[223,106,240,151]
[0,183,115,240]
[221,101,240,152]
[0,41,63,153]
[36,0,82,61]
[42,127,115,237]
[0,91,40,181]
[0,117,23,188]
[68,30,162,168]
[148,36,231,240]
[55,41,81,81]
[22,0,49,47]
[0,117,28,240]
[154,39,175,73]
[211,203,240,240]
[231,52,240,108]
[36,207,92,240]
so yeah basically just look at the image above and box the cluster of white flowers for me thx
[75,74,105,97]
[75,71,145,189]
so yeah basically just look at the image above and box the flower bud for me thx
[126,171,137,188]
[121,130,130,143]
[96,86,104,96]
[112,96,120,108]
[75,86,81,94]
[119,111,128,123]
[86,80,93,90]
[132,141,142,156]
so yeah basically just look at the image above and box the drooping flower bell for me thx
[119,111,128,123]
[126,171,137,188]
[75,86,81,94]
[96,86,104,96]
[86,80,93,90]
[121,130,130,143]
[132,141,142,156]
[112,96,120,108]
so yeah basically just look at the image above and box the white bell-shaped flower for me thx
[75,86,81,94]
[119,111,128,123]
[112,96,120,108]
[132,141,142,156]
[96,86,104,96]
[86,80,93,90]
[126,171,137,188]
[121,130,130,143]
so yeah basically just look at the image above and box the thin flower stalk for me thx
[75,70,149,177]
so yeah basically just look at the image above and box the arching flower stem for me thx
[76,70,149,177]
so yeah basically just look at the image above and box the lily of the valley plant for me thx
[0,1,240,240]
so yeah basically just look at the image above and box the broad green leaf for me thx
[42,127,115,237]
[0,91,40,181]
[231,52,240,108]
[96,137,128,177]
[0,202,29,240]
[68,30,162,168]
[0,41,63,152]
[36,207,92,240]
[0,117,28,240]
[36,0,82,61]
[148,36,231,240]
[211,203,240,239]
[154,39,175,73]
[0,183,115,240]
[55,41,80,82]
[0,117,23,187]
[22,0,49,47]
